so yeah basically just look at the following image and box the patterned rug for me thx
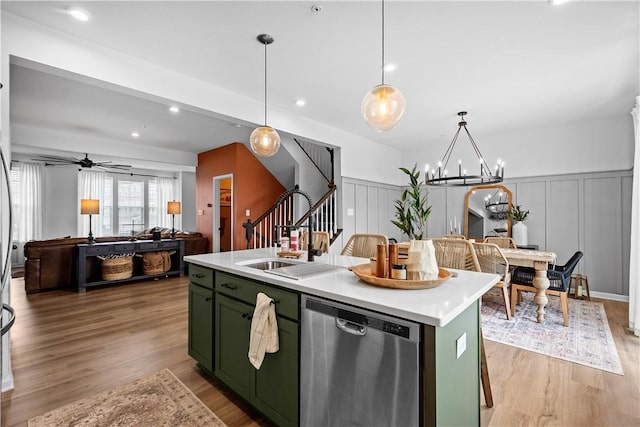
[28,369,227,426]
[481,289,624,375]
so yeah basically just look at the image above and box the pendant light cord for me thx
[264,40,268,126]
[381,0,385,85]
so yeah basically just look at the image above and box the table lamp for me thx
[80,199,100,244]
[167,201,181,239]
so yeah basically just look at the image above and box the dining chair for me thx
[340,233,388,258]
[472,242,512,320]
[510,251,584,327]
[300,231,330,253]
[440,234,467,240]
[483,237,518,248]
[431,238,480,272]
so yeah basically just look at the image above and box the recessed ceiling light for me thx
[383,63,397,72]
[295,99,306,107]
[169,106,180,114]
[66,7,91,22]
[550,0,571,5]
[131,132,140,138]
[230,123,242,128]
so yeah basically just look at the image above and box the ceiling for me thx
[3,1,639,170]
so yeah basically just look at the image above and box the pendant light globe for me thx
[250,126,281,157]
[362,83,406,131]
[251,33,280,157]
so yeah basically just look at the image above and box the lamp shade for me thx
[250,126,281,157]
[167,201,182,215]
[361,84,406,131]
[80,199,100,215]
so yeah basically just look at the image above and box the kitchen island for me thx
[185,248,498,427]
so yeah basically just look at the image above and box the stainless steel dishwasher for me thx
[300,295,420,427]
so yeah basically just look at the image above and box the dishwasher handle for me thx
[335,318,366,336]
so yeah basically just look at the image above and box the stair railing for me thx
[294,183,342,244]
[243,187,296,249]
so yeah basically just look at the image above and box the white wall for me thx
[43,167,77,239]
[181,171,196,232]
[2,13,404,187]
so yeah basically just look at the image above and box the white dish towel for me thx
[248,292,279,369]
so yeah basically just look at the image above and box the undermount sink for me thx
[244,260,298,271]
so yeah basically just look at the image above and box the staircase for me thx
[244,184,342,250]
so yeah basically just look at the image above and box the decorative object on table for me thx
[128,219,137,241]
[510,251,583,327]
[98,253,134,281]
[481,288,623,375]
[376,243,387,278]
[509,204,530,246]
[361,0,405,131]
[391,263,407,280]
[391,164,431,240]
[425,111,504,187]
[27,369,228,426]
[250,34,281,157]
[167,200,181,239]
[80,198,99,244]
[406,239,439,280]
[351,263,451,290]
[152,228,161,241]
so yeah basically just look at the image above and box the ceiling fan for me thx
[32,153,131,171]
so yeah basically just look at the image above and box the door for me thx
[188,283,213,373]
[213,175,233,252]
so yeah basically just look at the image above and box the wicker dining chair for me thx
[340,233,388,258]
[441,234,467,240]
[483,237,518,249]
[300,231,330,253]
[430,238,480,272]
[472,242,512,320]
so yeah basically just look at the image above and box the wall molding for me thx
[589,291,629,303]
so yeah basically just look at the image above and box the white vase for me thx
[512,221,528,246]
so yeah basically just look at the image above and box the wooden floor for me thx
[2,277,639,426]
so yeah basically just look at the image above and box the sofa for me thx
[23,232,209,294]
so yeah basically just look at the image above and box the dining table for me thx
[500,248,557,323]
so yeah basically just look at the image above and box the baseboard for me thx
[588,291,629,302]
[1,373,14,392]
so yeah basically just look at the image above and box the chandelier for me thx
[425,111,504,187]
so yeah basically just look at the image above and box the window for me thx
[10,166,20,241]
[85,174,176,236]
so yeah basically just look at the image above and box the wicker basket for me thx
[141,251,172,276]
[101,256,134,281]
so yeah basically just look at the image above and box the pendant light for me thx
[361,0,406,131]
[425,111,504,187]
[250,34,281,157]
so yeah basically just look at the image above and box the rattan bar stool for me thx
[569,274,591,301]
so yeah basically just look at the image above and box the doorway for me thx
[213,174,233,252]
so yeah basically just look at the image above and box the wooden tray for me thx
[277,251,305,259]
[350,263,452,290]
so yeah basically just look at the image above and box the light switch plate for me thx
[347,208,354,216]
[456,332,467,359]
[245,209,251,217]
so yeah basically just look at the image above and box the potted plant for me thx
[509,204,530,246]
[391,164,432,240]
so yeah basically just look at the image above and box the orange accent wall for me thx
[196,142,286,252]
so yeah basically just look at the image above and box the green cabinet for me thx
[187,264,300,427]
[187,266,214,374]
[214,286,299,427]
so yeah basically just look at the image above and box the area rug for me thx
[481,289,624,375]
[28,369,227,427]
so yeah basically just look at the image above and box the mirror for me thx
[464,184,512,240]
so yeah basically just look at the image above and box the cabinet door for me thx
[188,283,213,373]
[253,315,299,427]
[215,294,253,400]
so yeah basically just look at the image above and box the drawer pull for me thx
[192,273,206,279]
[270,299,280,305]
[221,283,238,290]
[205,297,212,302]
[241,312,253,320]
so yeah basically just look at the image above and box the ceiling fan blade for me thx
[32,155,76,162]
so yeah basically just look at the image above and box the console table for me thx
[76,239,184,292]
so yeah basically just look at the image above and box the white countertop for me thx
[184,248,499,327]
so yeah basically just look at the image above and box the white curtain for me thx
[78,170,105,238]
[18,162,44,242]
[156,177,180,230]
[629,95,640,337]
